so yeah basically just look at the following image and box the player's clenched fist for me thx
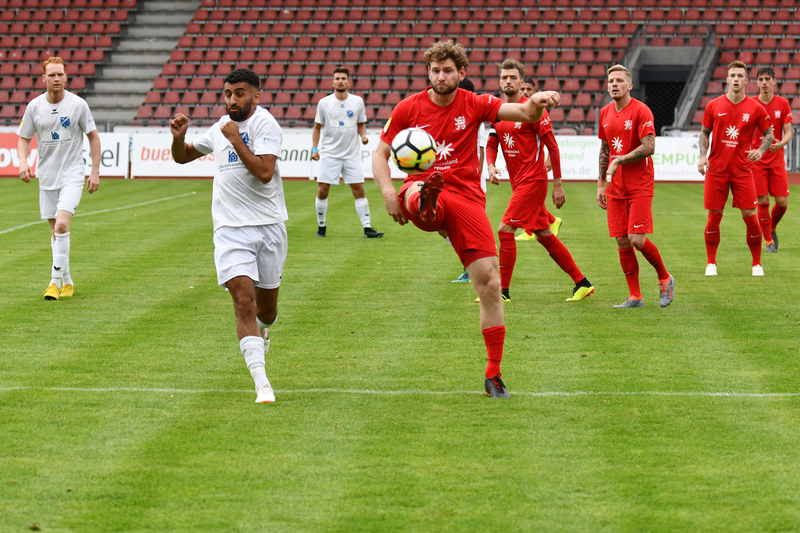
[170,113,189,138]
[532,91,561,108]
[220,120,240,142]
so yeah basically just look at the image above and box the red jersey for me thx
[702,95,771,178]
[380,87,503,203]
[490,101,551,186]
[598,97,656,199]
[750,94,792,168]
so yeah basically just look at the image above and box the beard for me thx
[502,86,518,97]
[228,100,253,122]
[334,86,347,93]
[431,81,458,95]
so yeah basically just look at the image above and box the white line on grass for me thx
[1,386,799,398]
[0,191,198,235]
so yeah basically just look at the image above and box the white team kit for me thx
[315,93,367,184]
[192,106,289,289]
[18,90,96,218]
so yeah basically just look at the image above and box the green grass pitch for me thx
[1,177,799,532]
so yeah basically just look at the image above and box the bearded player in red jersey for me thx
[597,65,674,309]
[486,58,594,303]
[699,61,774,277]
[751,66,793,253]
[372,41,560,398]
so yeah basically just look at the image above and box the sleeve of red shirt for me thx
[477,93,505,123]
[486,126,499,166]
[637,105,656,138]
[783,99,794,129]
[541,131,562,179]
[756,105,771,135]
[597,108,607,141]
[701,101,714,130]
[379,99,410,146]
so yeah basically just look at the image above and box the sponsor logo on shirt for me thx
[503,133,515,148]
[228,151,239,163]
[726,125,739,139]
[51,132,60,140]
[612,137,623,153]
[60,117,70,128]
[436,140,454,160]
[454,116,466,131]
[338,121,345,126]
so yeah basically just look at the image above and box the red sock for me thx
[547,210,556,224]
[525,229,534,236]
[639,238,669,280]
[407,191,421,216]
[744,214,762,266]
[498,232,516,290]
[483,325,505,378]
[772,204,787,230]
[538,233,583,283]
[757,203,773,243]
[705,211,723,264]
[618,246,641,299]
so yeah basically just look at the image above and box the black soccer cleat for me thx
[315,226,326,238]
[772,230,779,250]
[485,374,511,398]
[364,227,384,238]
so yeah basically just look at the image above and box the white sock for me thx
[51,232,70,287]
[445,237,452,246]
[256,315,277,332]
[240,336,268,389]
[315,197,327,227]
[355,197,371,228]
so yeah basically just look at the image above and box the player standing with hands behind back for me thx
[597,65,674,309]
[18,57,101,300]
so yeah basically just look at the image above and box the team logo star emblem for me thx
[503,133,515,148]
[775,111,781,119]
[624,120,632,130]
[726,125,739,139]
[436,140,454,160]
[612,137,624,153]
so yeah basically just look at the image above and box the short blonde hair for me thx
[424,40,469,71]
[497,57,525,79]
[728,60,748,73]
[607,64,632,80]
[42,57,66,74]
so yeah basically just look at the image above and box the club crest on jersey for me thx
[59,117,70,128]
[240,131,250,145]
[742,113,750,122]
[503,133,515,148]
[726,125,739,139]
[346,110,354,118]
[612,137,623,153]
[454,116,466,131]
[775,111,781,119]
[624,120,632,130]
[514,122,522,129]
[228,151,239,163]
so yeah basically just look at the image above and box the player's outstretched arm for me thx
[597,140,610,210]
[496,91,561,124]
[698,126,711,175]
[746,127,774,162]
[17,136,34,183]
[170,113,205,164]
[86,130,101,193]
[372,140,407,225]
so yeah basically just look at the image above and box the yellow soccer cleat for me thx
[475,294,511,303]
[60,284,74,297]
[566,278,594,301]
[550,217,563,237]
[514,231,537,242]
[43,283,60,300]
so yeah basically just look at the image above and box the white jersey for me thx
[17,91,96,190]
[193,106,288,231]
[315,93,367,160]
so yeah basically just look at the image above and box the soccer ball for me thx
[390,127,437,175]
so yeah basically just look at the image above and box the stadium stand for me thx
[2,0,800,132]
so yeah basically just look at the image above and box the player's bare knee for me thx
[629,234,646,249]
[350,184,365,198]
[616,236,632,249]
[54,220,69,234]
[533,228,551,239]
[776,196,788,208]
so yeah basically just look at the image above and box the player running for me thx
[486,58,594,302]
[372,41,561,398]
[597,65,674,308]
[311,67,383,239]
[699,61,773,276]
[171,69,287,404]
[17,57,101,300]
[751,66,792,253]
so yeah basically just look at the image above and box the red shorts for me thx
[399,183,497,268]
[751,164,790,198]
[704,171,758,210]
[502,179,550,231]
[607,196,653,237]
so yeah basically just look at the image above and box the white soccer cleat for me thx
[752,264,764,276]
[261,328,270,356]
[255,381,275,403]
[705,263,718,276]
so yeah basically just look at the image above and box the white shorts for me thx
[317,158,364,185]
[39,181,83,219]
[213,223,288,289]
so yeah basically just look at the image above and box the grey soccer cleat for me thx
[485,374,511,398]
[613,297,644,308]
[765,242,777,253]
[659,274,675,308]
[771,231,779,250]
